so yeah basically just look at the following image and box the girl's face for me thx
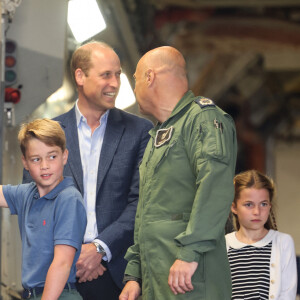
[232,188,271,231]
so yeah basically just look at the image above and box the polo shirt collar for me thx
[42,177,74,200]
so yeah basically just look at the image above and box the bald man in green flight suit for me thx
[120,46,237,300]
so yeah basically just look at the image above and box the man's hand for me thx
[76,243,107,283]
[119,281,141,300]
[168,259,198,295]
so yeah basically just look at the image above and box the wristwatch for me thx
[93,242,106,256]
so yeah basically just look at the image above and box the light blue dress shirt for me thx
[75,102,112,261]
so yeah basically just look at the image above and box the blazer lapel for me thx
[61,108,84,194]
[96,108,125,194]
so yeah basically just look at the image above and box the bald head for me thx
[140,46,187,80]
[134,46,189,122]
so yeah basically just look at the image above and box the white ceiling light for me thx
[68,0,106,43]
[115,73,136,109]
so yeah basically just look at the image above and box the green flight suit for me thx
[125,91,237,300]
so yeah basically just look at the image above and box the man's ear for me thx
[21,155,29,171]
[75,68,85,86]
[146,69,154,86]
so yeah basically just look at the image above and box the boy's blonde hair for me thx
[18,118,66,157]
[232,169,277,231]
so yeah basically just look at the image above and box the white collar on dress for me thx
[227,229,276,249]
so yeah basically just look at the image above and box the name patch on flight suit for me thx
[154,126,174,148]
[195,97,215,108]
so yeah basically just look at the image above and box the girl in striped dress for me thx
[225,170,297,300]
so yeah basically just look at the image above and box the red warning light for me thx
[5,87,21,104]
[5,56,16,67]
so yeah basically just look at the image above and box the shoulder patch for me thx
[154,126,174,148]
[194,97,215,108]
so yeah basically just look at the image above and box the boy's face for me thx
[22,138,68,197]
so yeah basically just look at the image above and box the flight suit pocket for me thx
[201,120,229,163]
[154,140,177,172]
[145,219,187,275]
[215,124,228,159]
[196,252,206,282]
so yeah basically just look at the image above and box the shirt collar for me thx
[42,177,75,200]
[169,90,195,118]
[228,230,275,249]
[75,100,109,127]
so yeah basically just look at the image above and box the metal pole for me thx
[0,7,6,300]
[0,4,6,182]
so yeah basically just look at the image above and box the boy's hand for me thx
[76,243,107,282]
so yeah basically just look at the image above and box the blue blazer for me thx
[23,106,152,288]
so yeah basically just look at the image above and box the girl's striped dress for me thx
[226,231,272,300]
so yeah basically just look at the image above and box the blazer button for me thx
[270,295,274,299]
[271,280,275,284]
[271,263,275,267]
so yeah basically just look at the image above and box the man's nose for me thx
[110,75,120,88]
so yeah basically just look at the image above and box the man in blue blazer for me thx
[24,41,152,299]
